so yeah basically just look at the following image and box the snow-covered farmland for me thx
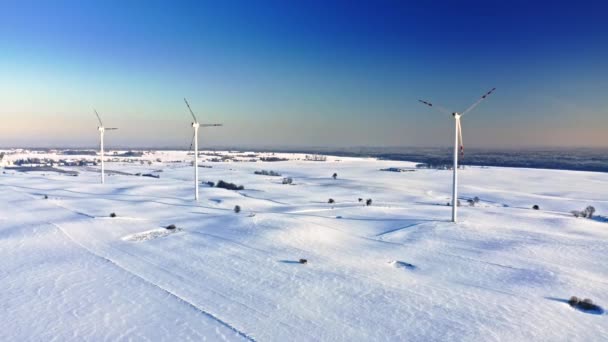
[1,150,607,341]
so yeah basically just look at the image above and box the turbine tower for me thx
[184,98,222,201]
[418,88,495,222]
[94,110,118,184]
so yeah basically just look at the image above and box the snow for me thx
[1,150,607,341]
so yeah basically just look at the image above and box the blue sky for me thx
[1,0,607,148]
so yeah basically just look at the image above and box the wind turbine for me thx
[184,98,222,201]
[418,88,496,222]
[94,110,118,184]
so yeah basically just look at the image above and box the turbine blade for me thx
[94,110,103,126]
[105,128,119,130]
[418,99,452,115]
[201,123,223,127]
[461,87,496,116]
[184,98,199,123]
[457,118,464,156]
[188,131,196,153]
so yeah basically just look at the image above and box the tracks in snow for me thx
[51,222,255,342]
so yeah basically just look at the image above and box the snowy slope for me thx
[1,151,607,341]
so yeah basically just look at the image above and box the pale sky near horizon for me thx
[1,1,607,149]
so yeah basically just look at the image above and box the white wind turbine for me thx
[184,98,222,201]
[418,88,496,222]
[94,110,118,184]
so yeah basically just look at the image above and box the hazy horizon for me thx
[1,1,607,149]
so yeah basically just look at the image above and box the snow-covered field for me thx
[1,150,607,341]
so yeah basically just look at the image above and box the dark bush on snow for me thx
[282,177,293,184]
[332,173,337,179]
[532,205,540,210]
[358,198,363,203]
[366,198,372,206]
[568,296,579,306]
[260,157,288,162]
[569,296,602,312]
[234,205,241,213]
[254,170,282,176]
[216,180,244,191]
[44,195,48,199]
[328,198,335,204]
[166,224,176,230]
[110,213,117,218]
[299,259,308,264]
[571,206,596,219]
[205,181,215,187]
[585,206,596,218]
[571,210,583,218]
[467,199,475,207]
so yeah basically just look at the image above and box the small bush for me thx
[358,198,363,203]
[467,199,475,207]
[568,296,579,306]
[166,224,176,230]
[216,180,244,191]
[44,195,48,199]
[328,198,335,204]
[585,206,596,218]
[570,210,587,218]
[282,177,293,184]
[299,259,308,264]
[254,170,282,176]
[532,205,540,210]
[332,173,337,180]
[579,298,596,310]
[366,198,372,206]
[569,296,602,312]
[234,205,241,213]
[572,206,597,219]
[473,196,480,203]
[110,213,117,218]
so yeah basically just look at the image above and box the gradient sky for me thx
[1,0,607,149]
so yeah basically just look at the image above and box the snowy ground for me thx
[1,150,607,341]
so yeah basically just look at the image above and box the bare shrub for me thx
[216,180,244,191]
[585,206,596,218]
[568,296,579,306]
